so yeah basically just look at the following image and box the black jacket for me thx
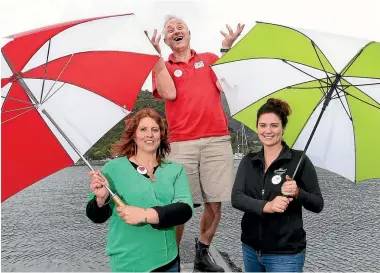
[231,142,324,254]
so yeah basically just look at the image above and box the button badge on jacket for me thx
[271,175,282,184]
[272,168,287,185]
[174,69,183,77]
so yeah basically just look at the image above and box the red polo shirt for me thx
[152,50,229,142]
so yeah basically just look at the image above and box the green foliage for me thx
[85,90,259,159]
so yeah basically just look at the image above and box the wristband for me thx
[220,48,230,53]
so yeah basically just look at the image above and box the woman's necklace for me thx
[133,157,157,182]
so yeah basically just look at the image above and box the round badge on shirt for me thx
[271,174,282,185]
[174,69,183,77]
[137,166,147,175]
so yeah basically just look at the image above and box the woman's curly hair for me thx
[110,108,171,165]
[256,98,292,128]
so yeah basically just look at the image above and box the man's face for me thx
[164,18,190,51]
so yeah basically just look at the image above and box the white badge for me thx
[174,69,183,77]
[194,61,204,69]
[137,166,147,175]
[271,174,282,185]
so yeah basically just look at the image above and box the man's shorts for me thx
[167,135,234,204]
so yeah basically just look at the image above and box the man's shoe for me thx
[194,238,225,272]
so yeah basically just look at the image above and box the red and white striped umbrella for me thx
[1,14,159,202]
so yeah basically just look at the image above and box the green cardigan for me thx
[89,157,193,272]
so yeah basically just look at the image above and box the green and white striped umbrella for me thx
[212,22,380,182]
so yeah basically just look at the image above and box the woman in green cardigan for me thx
[86,108,194,272]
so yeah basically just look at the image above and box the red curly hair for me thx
[111,108,171,165]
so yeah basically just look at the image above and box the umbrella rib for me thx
[282,60,330,85]
[287,84,330,97]
[21,76,129,110]
[283,61,330,96]
[2,106,36,114]
[315,75,332,97]
[282,60,333,97]
[40,39,52,103]
[339,82,380,88]
[340,78,380,110]
[1,96,36,105]
[332,85,352,120]
[42,82,66,104]
[1,108,34,124]
[344,75,380,80]
[310,41,334,86]
[331,86,349,99]
[341,90,380,110]
[42,53,74,103]
[339,42,374,77]
[285,86,330,89]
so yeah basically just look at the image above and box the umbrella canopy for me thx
[212,22,380,183]
[1,14,159,202]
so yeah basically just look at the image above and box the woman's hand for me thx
[116,206,159,225]
[263,196,293,213]
[117,206,145,225]
[281,175,299,197]
[89,170,110,207]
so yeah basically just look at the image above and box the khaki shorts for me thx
[168,135,234,204]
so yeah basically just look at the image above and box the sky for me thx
[1,0,380,89]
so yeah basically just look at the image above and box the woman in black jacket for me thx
[231,98,324,272]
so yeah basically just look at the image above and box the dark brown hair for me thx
[111,108,170,165]
[256,98,292,127]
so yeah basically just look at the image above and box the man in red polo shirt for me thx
[148,15,244,272]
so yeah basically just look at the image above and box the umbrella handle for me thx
[111,194,126,207]
[102,184,126,207]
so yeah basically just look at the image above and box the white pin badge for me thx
[271,175,282,185]
[194,61,204,69]
[137,166,147,175]
[174,69,183,77]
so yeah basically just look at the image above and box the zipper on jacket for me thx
[259,164,266,251]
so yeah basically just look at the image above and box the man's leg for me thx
[194,135,234,272]
[194,202,224,272]
[199,202,221,245]
[167,140,202,246]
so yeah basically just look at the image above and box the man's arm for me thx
[153,58,177,101]
[209,52,224,92]
[216,80,223,92]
